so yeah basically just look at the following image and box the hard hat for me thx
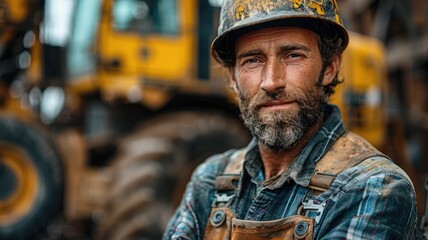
[211,0,349,65]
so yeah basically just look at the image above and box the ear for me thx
[227,67,239,94]
[322,54,341,86]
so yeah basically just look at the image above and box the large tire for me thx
[98,112,250,240]
[0,116,63,240]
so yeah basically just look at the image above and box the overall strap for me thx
[308,131,390,192]
[212,149,246,206]
[301,131,390,224]
[204,150,246,239]
[224,149,246,175]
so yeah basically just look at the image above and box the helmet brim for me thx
[211,15,349,66]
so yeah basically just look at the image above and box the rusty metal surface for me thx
[228,0,340,21]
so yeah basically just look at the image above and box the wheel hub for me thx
[0,146,39,226]
[0,160,18,201]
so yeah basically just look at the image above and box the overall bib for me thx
[203,132,388,240]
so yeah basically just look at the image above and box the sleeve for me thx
[162,153,228,240]
[318,168,420,240]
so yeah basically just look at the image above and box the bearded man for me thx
[163,0,419,239]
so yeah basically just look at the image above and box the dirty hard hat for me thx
[211,0,349,66]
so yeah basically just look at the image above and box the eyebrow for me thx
[236,44,312,60]
[279,44,312,54]
[236,50,263,60]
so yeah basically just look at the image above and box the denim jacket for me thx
[163,105,419,240]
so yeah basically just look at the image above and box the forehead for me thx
[235,27,319,52]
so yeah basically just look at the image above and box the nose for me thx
[260,59,286,94]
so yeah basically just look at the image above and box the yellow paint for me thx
[235,4,246,20]
[234,0,288,20]
[231,0,341,22]
[86,0,197,102]
[292,0,304,9]
[308,0,326,15]
[1,0,30,23]
[27,37,42,86]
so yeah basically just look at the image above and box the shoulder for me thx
[162,148,245,240]
[320,158,418,239]
[337,156,414,194]
[324,131,416,208]
[316,132,419,239]
[187,148,246,194]
[193,148,242,178]
[326,131,412,186]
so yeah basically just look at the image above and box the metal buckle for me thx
[215,193,235,204]
[300,200,326,224]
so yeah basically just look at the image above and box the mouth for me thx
[258,100,297,111]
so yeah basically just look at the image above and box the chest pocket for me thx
[232,216,314,240]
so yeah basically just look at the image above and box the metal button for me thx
[294,220,309,238]
[210,209,226,227]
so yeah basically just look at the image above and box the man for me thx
[163,0,419,239]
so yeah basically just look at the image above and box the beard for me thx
[237,74,328,152]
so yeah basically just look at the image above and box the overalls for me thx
[203,132,388,240]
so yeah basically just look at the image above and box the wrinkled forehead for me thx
[236,26,319,42]
[235,26,320,52]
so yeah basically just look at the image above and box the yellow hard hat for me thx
[211,0,349,65]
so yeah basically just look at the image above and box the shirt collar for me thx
[243,104,346,189]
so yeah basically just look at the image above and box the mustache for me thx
[246,88,309,110]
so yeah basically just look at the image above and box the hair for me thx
[318,33,344,97]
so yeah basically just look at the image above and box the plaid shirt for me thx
[163,105,419,239]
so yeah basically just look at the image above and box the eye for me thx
[244,58,260,64]
[240,57,262,66]
[288,53,303,59]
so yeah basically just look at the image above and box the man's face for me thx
[231,27,334,152]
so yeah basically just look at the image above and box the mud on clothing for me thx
[163,105,419,240]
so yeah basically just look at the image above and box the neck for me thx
[259,119,324,180]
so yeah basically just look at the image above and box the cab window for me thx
[113,0,178,35]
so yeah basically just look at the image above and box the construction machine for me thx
[0,0,398,239]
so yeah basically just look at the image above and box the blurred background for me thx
[0,0,427,239]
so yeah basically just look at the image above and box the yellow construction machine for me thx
[0,0,404,239]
